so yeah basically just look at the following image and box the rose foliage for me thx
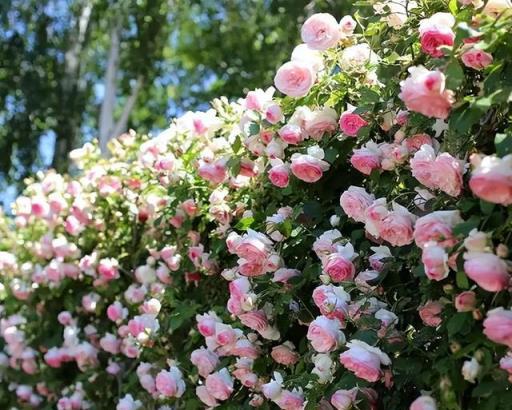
[2,1,512,409]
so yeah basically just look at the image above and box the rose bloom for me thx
[271,343,299,366]
[339,340,391,382]
[340,43,379,72]
[275,389,305,409]
[290,152,330,183]
[190,347,219,377]
[455,291,476,312]
[404,133,433,153]
[339,111,368,137]
[414,210,462,249]
[331,388,357,410]
[304,107,338,140]
[422,242,449,281]
[483,0,512,18]
[274,60,316,98]
[268,162,290,188]
[469,154,512,206]
[239,310,269,333]
[323,253,356,282]
[291,43,324,73]
[205,368,234,401]
[340,186,375,223]
[410,145,464,197]
[410,395,437,410]
[463,252,509,292]
[419,13,455,58]
[155,367,186,398]
[461,48,493,70]
[196,386,218,407]
[418,300,443,327]
[278,124,303,145]
[399,66,454,119]
[312,284,351,322]
[483,308,512,348]
[378,206,414,247]
[500,353,512,376]
[301,13,341,50]
[350,142,382,175]
[306,315,345,352]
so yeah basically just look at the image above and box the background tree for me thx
[0,0,350,196]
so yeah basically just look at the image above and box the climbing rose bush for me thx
[2,1,512,409]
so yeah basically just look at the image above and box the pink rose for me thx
[278,124,304,145]
[339,340,391,382]
[198,159,227,185]
[196,386,218,407]
[331,389,357,410]
[155,367,186,398]
[500,353,512,376]
[378,205,414,247]
[339,111,368,137]
[205,368,234,401]
[422,242,449,281]
[380,142,408,171]
[275,390,305,409]
[290,149,330,183]
[323,254,356,282]
[235,230,272,262]
[410,145,464,197]
[410,395,437,410]
[196,312,220,337]
[304,107,338,140]
[191,347,219,377]
[461,48,493,70]
[97,258,119,281]
[274,61,316,98]
[404,133,433,153]
[307,316,345,352]
[312,284,350,322]
[107,302,126,322]
[419,13,455,57]
[266,103,284,124]
[399,66,454,119]
[418,300,443,327]
[340,186,375,223]
[301,13,341,50]
[483,308,512,348]
[268,161,290,188]
[414,211,462,249]
[463,252,509,292]
[454,291,476,312]
[350,142,382,175]
[469,154,512,205]
[238,310,269,333]
[271,343,299,366]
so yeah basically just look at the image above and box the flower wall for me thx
[1,1,512,409]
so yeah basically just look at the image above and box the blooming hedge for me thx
[2,1,512,409]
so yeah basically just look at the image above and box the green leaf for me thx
[359,87,380,103]
[453,215,480,236]
[446,60,464,89]
[234,216,254,231]
[447,312,473,337]
[449,0,458,14]
[495,132,512,157]
[456,271,470,289]
[480,199,495,215]
[248,122,260,136]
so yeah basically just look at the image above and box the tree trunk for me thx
[52,1,93,172]
[99,21,121,155]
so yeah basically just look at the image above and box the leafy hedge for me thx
[1,1,512,409]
